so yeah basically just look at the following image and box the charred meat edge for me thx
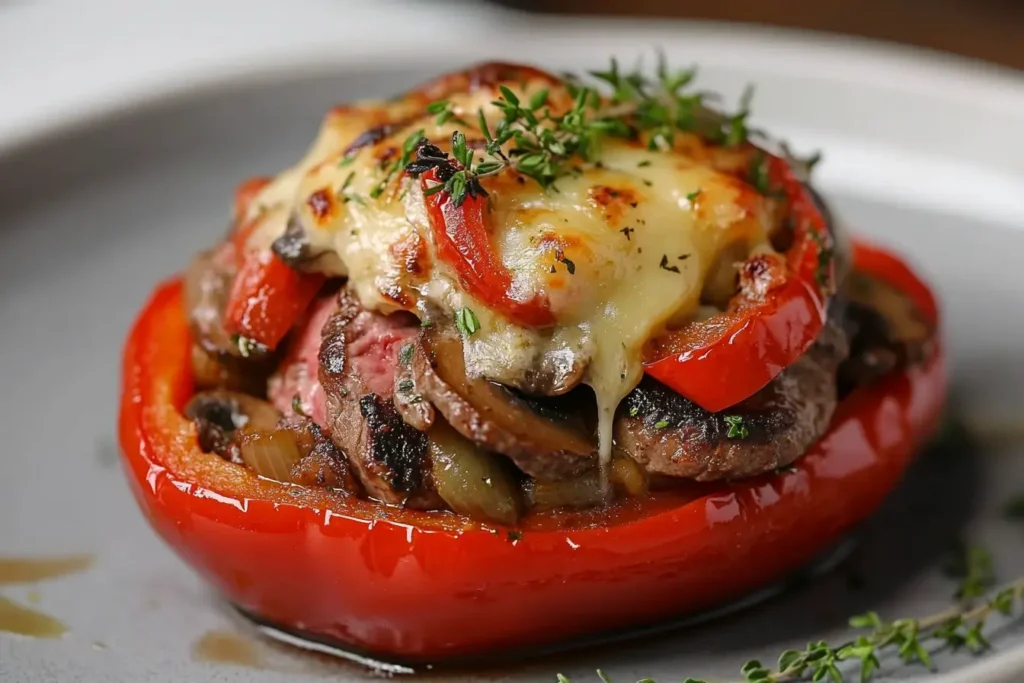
[317,289,442,509]
[185,390,282,463]
[617,320,849,481]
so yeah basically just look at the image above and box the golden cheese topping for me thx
[243,64,778,478]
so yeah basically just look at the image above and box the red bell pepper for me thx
[221,176,326,351]
[119,239,944,662]
[421,167,555,328]
[644,154,832,413]
[223,249,325,351]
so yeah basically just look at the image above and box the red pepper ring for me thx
[644,154,832,414]
[420,167,555,327]
[119,239,944,663]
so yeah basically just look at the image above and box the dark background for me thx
[492,0,1024,71]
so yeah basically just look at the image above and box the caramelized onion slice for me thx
[429,421,521,526]
[527,473,605,512]
[412,329,596,480]
[609,454,648,498]
[184,390,282,462]
[238,429,304,483]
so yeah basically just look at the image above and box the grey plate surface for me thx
[0,5,1023,683]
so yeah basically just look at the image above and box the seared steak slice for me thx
[403,328,596,481]
[318,289,442,508]
[616,321,849,481]
[184,244,274,392]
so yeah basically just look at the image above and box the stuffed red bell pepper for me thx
[119,60,945,663]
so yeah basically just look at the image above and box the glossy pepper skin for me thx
[118,240,945,662]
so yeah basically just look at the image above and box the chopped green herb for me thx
[619,226,634,240]
[947,542,995,601]
[686,188,701,203]
[724,415,748,439]
[628,406,639,417]
[747,151,772,195]
[455,307,481,336]
[807,224,834,289]
[398,343,414,366]
[426,99,466,126]
[659,254,680,273]
[397,379,415,394]
[556,252,576,274]
[420,318,433,328]
[232,334,267,359]
[371,128,424,199]
[291,395,308,418]
[507,530,523,542]
[653,419,670,429]
[637,159,652,168]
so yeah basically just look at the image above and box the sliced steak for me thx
[403,328,596,481]
[184,243,274,392]
[616,320,849,481]
[318,289,442,508]
[267,294,338,427]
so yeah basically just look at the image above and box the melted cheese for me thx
[242,67,776,481]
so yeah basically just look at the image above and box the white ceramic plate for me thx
[0,2,1022,682]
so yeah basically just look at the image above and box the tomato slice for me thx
[223,250,324,350]
[119,240,944,662]
[420,167,555,328]
[644,154,832,412]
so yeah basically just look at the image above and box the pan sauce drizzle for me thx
[0,555,94,585]
[192,630,267,668]
[0,554,93,638]
[0,595,67,638]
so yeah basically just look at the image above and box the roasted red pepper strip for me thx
[119,241,944,662]
[421,168,555,327]
[222,176,324,350]
[644,154,831,413]
[223,250,325,350]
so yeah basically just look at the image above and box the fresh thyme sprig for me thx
[558,578,1024,683]
[946,542,996,601]
[402,55,808,207]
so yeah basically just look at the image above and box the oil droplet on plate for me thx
[0,595,67,638]
[0,555,94,585]
[192,630,265,669]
